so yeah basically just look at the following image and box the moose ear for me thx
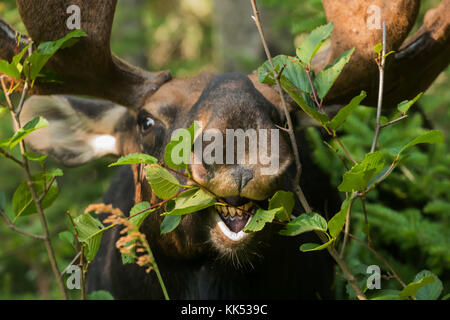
[20,95,134,167]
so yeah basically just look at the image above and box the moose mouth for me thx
[214,202,254,241]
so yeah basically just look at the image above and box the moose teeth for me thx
[215,202,253,217]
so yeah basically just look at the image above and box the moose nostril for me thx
[232,167,254,192]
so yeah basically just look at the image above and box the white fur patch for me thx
[89,135,117,156]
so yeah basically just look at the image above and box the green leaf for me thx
[243,208,279,233]
[399,130,443,155]
[164,188,216,216]
[268,190,295,222]
[24,29,87,80]
[23,152,47,162]
[108,153,157,167]
[0,43,32,79]
[87,290,114,300]
[373,43,382,54]
[338,151,386,192]
[327,198,351,238]
[73,213,109,262]
[300,239,333,252]
[279,212,327,236]
[129,201,154,228]
[58,231,74,248]
[413,270,443,300]
[314,48,354,99]
[328,91,366,131]
[258,55,311,93]
[145,165,181,200]
[160,215,182,234]
[12,178,59,218]
[5,116,48,150]
[296,22,333,66]
[282,82,329,130]
[397,92,423,114]
[399,274,435,299]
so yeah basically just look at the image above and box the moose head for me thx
[1,0,448,299]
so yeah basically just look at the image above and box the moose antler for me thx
[0,0,171,109]
[314,0,450,108]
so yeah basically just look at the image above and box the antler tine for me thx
[313,0,450,108]
[3,0,171,109]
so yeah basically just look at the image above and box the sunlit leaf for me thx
[397,92,423,115]
[328,91,366,131]
[314,48,354,99]
[145,165,181,200]
[279,212,327,236]
[327,198,350,238]
[108,153,157,167]
[268,190,295,222]
[243,208,280,233]
[338,151,386,192]
[296,22,333,66]
[164,188,216,216]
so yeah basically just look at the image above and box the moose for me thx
[0,0,448,299]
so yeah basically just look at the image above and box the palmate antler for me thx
[0,0,171,110]
[315,0,450,108]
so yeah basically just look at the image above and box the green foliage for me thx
[1,116,48,150]
[12,173,60,218]
[145,165,181,200]
[398,92,423,115]
[279,212,327,236]
[338,152,386,192]
[108,153,157,167]
[313,48,354,99]
[73,213,109,262]
[328,91,366,131]
[163,188,216,216]
[87,290,114,300]
[243,208,280,233]
[300,240,333,252]
[267,190,294,222]
[296,22,333,67]
[160,215,182,234]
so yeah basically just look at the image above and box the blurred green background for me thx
[0,0,448,299]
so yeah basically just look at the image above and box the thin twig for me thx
[380,115,408,129]
[0,208,47,240]
[305,67,322,112]
[334,135,358,165]
[0,147,25,167]
[38,176,57,202]
[370,21,386,153]
[340,193,357,258]
[60,251,82,277]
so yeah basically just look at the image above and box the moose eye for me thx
[139,117,155,134]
